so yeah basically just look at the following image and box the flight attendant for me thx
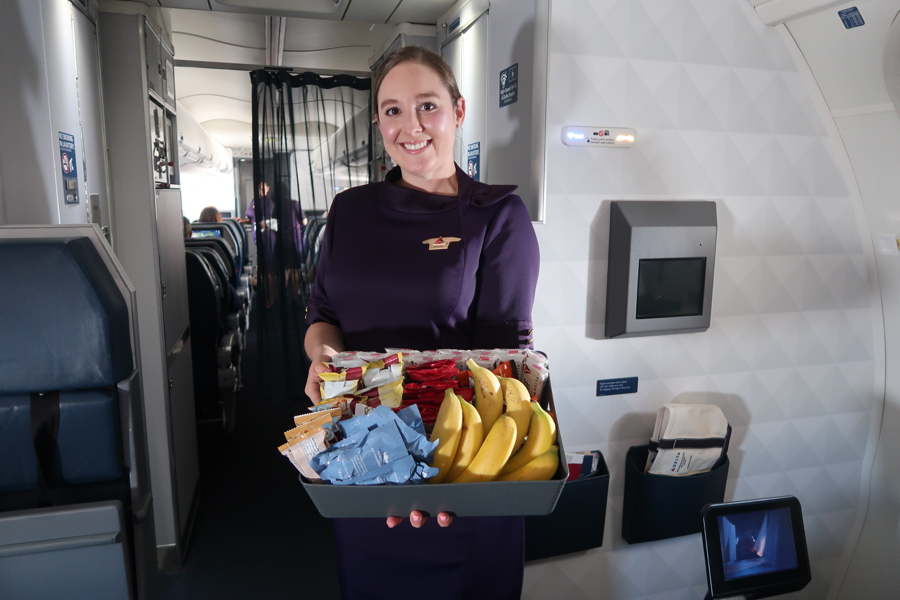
[304,45,540,600]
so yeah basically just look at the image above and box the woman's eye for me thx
[384,107,399,116]
[420,102,437,111]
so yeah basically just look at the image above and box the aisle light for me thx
[561,126,636,148]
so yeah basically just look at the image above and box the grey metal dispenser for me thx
[605,200,717,338]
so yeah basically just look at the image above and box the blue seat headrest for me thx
[0,238,133,393]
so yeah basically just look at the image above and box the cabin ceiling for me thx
[131,0,452,151]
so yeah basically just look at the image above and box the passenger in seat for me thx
[198,206,223,222]
[183,216,192,239]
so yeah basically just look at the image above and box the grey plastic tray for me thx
[300,380,568,518]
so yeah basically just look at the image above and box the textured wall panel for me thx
[523,1,877,598]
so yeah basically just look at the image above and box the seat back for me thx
[185,250,223,404]
[0,238,133,497]
[222,219,248,266]
[190,222,241,269]
[0,227,154,600]
[185,237,237,286]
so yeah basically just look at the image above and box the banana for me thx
[448,414,517,484]
[498,401,557,476]
[497,445,559,482]
[499,377,532,452]
[467,358,503,434]
[427,388,464,484]
[445,396,484,482]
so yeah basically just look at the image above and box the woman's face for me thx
[377,62,465,188]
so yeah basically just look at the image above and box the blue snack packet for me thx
[333,455,419,486]
[316,405,441,485]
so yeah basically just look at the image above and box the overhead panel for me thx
[784,0,897,112]
[389,0,459,25]
[177,94,248,124]
[343,0,401,24]
[208,0,347,19]
[158,0,212,9]
[174,67,252,104]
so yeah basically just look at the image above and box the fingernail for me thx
[439,514,448,524]
[412,513,421,523]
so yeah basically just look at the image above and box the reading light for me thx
[561,126,636,148]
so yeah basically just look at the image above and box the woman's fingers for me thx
[305,359,331,403]
[385,511,452,529]
[386,516,404,528]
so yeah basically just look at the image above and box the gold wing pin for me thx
[422,236,462,251]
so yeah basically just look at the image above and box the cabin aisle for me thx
[158,305,341,599]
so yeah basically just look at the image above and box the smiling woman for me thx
[303,45,540,600]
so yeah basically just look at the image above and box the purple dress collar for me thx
[380,165,518,213]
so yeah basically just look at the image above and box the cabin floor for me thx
[158,307,342,599]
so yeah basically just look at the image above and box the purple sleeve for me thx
[305,201,339,327]
[245,200,255,223]
[471,196,540,349]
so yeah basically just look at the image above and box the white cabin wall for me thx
[0,0,106,227]
[523,1,881,598]
[761,1,900,597]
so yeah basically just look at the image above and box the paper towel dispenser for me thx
[605,200,717,338]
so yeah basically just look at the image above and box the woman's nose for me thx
[401,111,423,134]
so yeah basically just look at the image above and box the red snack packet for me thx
[406,360,460,382]
[403,380,460,392]
[492,361,512,378]
[457,371,472,387]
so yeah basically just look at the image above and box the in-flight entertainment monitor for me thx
[701,496,810,600]
[191,230,221,238]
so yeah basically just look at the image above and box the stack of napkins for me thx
[644,404,731,476]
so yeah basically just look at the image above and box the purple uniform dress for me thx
[306,165,540,600]
[245,195,306,258]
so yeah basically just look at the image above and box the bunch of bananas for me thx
[427,359,558,484]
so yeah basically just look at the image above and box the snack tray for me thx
[300,379,568,518]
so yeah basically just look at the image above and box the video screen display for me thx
[192,230,221,238]
[636,257,706,319]
[717,507,798,581]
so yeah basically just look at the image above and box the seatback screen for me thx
[717,507,798,581]
[192,230,221,238]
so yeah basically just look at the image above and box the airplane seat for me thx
[190,222,243,278]
[194,246,247,339]
[185,236,246,295]
[303,217,327,283]
[0,229,156,600]
[190,246,245,385]
[222,218,249,267]
[185,249,237,433]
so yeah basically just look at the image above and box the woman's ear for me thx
[455,96,466,128]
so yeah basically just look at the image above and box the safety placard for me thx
[499,63,518,107]
[596,377,638,396]
[466,142,480,181]
[59,131,79,205]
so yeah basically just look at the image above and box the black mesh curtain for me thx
[250,69,371,402]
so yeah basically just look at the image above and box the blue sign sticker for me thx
[499,63,518,107]
[838,7,864,29]
[448,16,461,35]
[58,132,79,205]
[596,377,638,396]
[466,142,480,181]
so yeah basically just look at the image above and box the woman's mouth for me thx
[401,140,430,152]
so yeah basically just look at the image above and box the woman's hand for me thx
[386,511,453,529]
[303,322,346,404]
[305,354,334,404]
